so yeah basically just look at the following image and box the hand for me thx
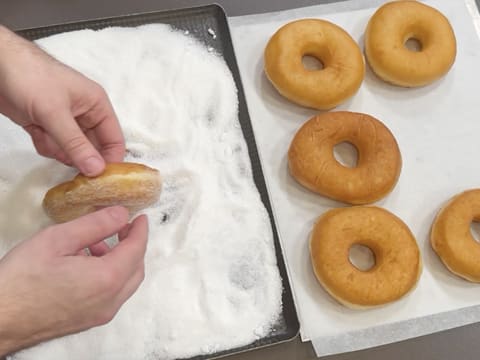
[0,206,148,357]
[0,25,125,176]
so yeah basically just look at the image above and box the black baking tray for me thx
[16,4,299,360]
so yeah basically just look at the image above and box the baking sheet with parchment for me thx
[229,0,480,356]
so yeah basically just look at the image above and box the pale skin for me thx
[0,25,148,356]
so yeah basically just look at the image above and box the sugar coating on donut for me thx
[42,162,162,223]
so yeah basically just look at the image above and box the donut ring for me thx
[288,111,401,204]
[365,1,456,87]
[42,162,162,223]
[431,189,480,282]
[264,19,365,110]
[310,206,422,308]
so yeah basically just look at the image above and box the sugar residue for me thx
[5,25,282,359]
[207,27,217,39]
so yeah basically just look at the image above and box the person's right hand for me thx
[0,25,125,177]
[0,206,148,357]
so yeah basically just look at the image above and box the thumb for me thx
[51,206,129,255]
[43,110,105,176]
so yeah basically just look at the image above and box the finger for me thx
[76,248,91,256]
[90,222,130,257]
[77,97,125,164]
[52,151,72,166]
[40,109,106,176]
[89,240,112,257]
[75,241,110,256]
[51,206,129,255]
[102,215,148,281]
[93,99,125,163]
[24,125,71,164]
[118,223,132,241]
[113,263,145,309]
[84,128,101,151]
[24,124,51,155]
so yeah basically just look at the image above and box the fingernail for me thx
[83,156,104,176]
[107,207,126,221]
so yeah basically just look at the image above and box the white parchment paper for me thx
[229,0,480,356]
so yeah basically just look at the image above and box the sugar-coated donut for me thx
[310,206,422,309]
[365,1,456,87]
[264,19,365,110]
[43,162,162,223]
[431,189,480,282]
[288,111,401,204]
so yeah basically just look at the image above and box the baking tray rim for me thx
[13,3,226,33]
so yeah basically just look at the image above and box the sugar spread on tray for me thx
[4,24,282,360]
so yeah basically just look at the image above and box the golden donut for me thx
[431,189,480,282]
[365,0,456,87]
[264,19,365,110]
[288,111,401,204]
[310,206,422,309]
[43,162,162,223]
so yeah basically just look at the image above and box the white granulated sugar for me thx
[0,25,283,359]
[207,27,217,39]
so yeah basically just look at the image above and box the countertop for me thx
[2,1,480,359]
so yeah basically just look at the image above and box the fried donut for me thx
[288,111,401,204]
[43,162,162,223]
[431,189,480,282]
[310,206,422,308]
[264,19,365,110]
[365,1,456,87]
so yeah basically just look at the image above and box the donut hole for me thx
[302,55,324,71]
[470,221,480,244]
[333,142,358,168]
[348,244,375,271]
[404,38,422,52]
[349,244,376,271]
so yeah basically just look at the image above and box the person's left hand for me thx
[0,206,148,357]
[0,25,125,176]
